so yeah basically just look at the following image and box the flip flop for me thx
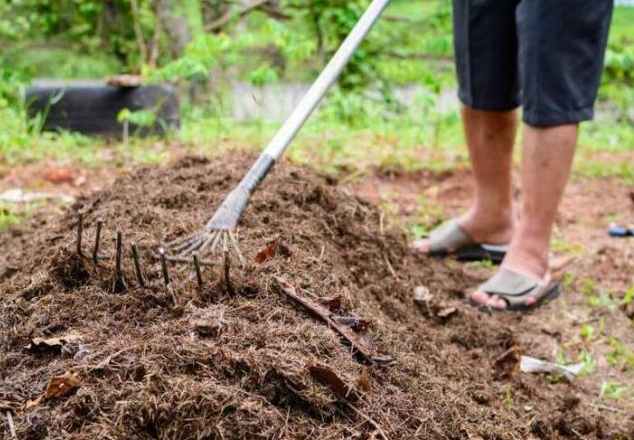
[412,219,508,264]
[470,268,562,313]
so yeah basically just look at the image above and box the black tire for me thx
[25,81,180,138]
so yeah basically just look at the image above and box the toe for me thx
[410,238,430,254]
[471,289,490,306]
[487,294,508,310]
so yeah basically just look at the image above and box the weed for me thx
[607,337,634,370]
[577,350,596,377]
[600,381,628,401]
[0,205,22,232]
[581,324,595,342]
[580,278,618,309]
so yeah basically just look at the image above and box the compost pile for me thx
[1,153,632,440]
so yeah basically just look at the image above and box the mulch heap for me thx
[1,153,632,440]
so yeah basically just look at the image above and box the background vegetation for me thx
[0,0,632,178]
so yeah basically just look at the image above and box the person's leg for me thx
[411,106,516,253]
[471,123,578,308]
[470,0,613,310]
[412,0,520,254]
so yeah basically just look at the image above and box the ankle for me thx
[503,234,550,278]
[459,206,515,244]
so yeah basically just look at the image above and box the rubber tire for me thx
[25,83,179,138]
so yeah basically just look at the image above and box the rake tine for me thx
[207,231,223,255]
[197,232,218,258]
[92,218,103,264]
[227,232,246,266]
[168,234,202,254]
[159,247,170,286]
[164,233,198,248]
[192,253,203,288]
[175,236,205,258]
[164,255,214,265]
[131,243,145,287]
[76,211,85,257]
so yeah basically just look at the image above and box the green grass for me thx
[611,7,634,41]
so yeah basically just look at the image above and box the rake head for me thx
[163,186,251,266]
[163,229,245,267]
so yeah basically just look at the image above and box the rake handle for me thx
[207,0,391,230]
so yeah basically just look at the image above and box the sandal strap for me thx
[478,269,551,307]
[428,220,477,254]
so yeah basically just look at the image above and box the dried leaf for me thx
[24,396,43,411]
[308,364,355,400]
[520,356,583,381]
[255,241,278,263]
[358,367,372,394]
[44,371,80,399]
[492,346,523,380]
[41,168,81,185]
[25,333,82,355]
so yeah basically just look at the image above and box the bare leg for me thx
[472,123,579,309]
[411,105,517,252]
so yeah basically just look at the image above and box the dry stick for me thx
[193,253,203,288]
[6,411,16,440]
[159,248,170,286]
[131,243,145,287]
[223,234,234,296]
[115,231,124,278]
[273,276,376,364]
[76,211,84,257]
[92,218,103,264]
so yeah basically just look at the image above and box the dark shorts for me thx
[452,0,613,126]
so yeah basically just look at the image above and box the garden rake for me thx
[162,0,392,270]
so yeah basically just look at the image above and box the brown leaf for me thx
[357,367,372,394]
[492,346,523,380]
[308,364,356,401]
[41,168,81,185]
[255,241,278,263]
[44,371,80,399]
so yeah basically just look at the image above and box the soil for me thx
[1,152,633,440]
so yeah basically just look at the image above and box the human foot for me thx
[410,208,514,255]
[470,234,553,310]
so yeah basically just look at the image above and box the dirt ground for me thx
[1,152,633,440]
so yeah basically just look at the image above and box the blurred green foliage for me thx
[0,1,632,170]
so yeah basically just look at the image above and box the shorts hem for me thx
[458,93,520,113]
[522,108,594,127]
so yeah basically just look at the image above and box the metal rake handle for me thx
[206,0,392,231]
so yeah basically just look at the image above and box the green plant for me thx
[607,337,634,370]
[600,381,628,401]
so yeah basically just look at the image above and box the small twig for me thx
[6,411,17,440]
[344,402,390,440]
[590,402,627,414]
[274,277,394,365]
[383,254,397,278]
